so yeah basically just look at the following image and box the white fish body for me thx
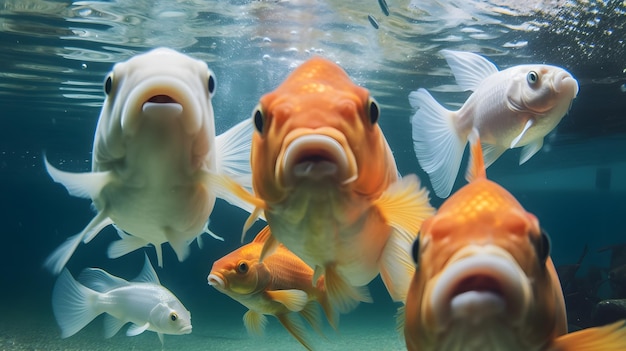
[410,49,579,198]
[51,255,192,345]
[44,47,254,273]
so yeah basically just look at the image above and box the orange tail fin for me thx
[465,128,486,182]
[549,320,626,351]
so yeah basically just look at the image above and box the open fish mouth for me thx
[207,273,225,289]
[430,251,531,328]
[280,134,357,185]
[121,77,203,136]
[142,95,183,118]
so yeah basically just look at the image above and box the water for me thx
[1,0,625,349]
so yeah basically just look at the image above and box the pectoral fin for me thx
[126,322,150,336]
[373,174,435,237]
[379,228,416,302]
[45,211,113,275]
[548,320,626,351]
[44,155,112,200]
[266,289,308,312]
[510,119,534,149]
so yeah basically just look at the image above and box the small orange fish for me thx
[402,130,626,350]
[208,227,335,351]
[214,57,434,311]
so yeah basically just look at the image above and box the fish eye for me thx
[170,312,178,322]
[527,71,539,86]
[411,235,420,268]
[533,228,551,267]
[367,98,380,125]
[237,261,249,274]
[208,73,216,95]
[104,74,113,95]
[253,105,264,133]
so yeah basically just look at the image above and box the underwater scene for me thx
[1,0,626,350]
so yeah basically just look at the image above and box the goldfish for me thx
[402,130,626,351]
[213,57,434,311]
[208,226,336,350]
[52,254,191,345]
[410,49,579,198]
[44,47,254,274]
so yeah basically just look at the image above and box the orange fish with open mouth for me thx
[215,57,434,311]
[402,130,626,350]
[208,226,336,351]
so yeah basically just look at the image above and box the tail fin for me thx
[549,320,626,351]
[51,269,101,338]
[410,88,465,198]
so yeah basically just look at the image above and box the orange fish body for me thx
[403,132,626,350]
[229,57,434,310]
[208,226,334,351]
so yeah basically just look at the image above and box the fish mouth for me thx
[279,133,357,186]
[121,77,204,136]
[142,95,183,119]
[430,248,531,329]
[553,71,579,97]
[207,273,225,289]
[179,325,192,334]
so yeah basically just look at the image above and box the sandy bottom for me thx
[0,299,406,351]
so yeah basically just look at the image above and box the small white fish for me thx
[44,47,254,273]
[51,255,191,345]
[410,50,579,198]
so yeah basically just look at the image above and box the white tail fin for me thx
[410,88,466,198]
[51,269,101,338]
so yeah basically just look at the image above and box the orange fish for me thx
[208,226,335,351]
[402,130,626,350]
[215,57,434,311]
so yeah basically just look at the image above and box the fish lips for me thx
[121,76,205,136]
[429,248,532,329]
[278,132,358,187]
[207,272,226,290]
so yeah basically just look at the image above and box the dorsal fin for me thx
[465,128,487,182]
[252,225,272,243]
[132,254,160,284]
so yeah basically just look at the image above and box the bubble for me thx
[621,83,626,93]
[81,63,87,69]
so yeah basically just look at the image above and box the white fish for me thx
[44,47,254,273]
[51,255,192,345]
[410,49,579,198]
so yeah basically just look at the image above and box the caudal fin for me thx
[549,320,626,351]
[51,269,101,338]
[409,88,466,198]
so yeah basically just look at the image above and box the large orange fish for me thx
[208,226,335,351]
[215,57,434,311]
[403,131,626,350]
